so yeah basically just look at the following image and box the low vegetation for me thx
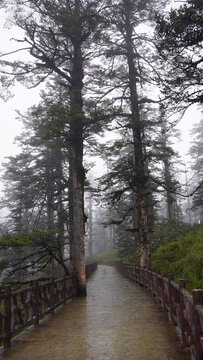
[151,227,203,292]
[88,251,120,263]
[120,222,203,292]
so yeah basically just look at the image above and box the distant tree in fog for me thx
[189,117,203,223]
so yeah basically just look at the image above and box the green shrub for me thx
[88,251,120,262]
[150,218,193,252]
[151,228,203,292]
[124,252,139,266]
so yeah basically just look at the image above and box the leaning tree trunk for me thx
[124,0,150,268]
[68,0,86,296]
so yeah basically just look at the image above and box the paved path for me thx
[0,265,191,360]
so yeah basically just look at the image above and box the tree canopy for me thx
[0,0,202,288]
[155,0,203,105]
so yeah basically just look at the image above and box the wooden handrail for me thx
[0,262,97,350]
[115,262,203,360]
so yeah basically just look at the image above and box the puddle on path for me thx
[0,265,191,360]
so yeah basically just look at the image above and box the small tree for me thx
[0,230,71,285]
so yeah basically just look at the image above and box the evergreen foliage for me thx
[1,91,69,233]
[150,218,193,252]
[151,227,203,292]
[0,230,70,282]
[155,0,203,105]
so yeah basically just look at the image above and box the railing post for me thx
[178,279,187,348]
[168,273,174,282]
[50,277,55,314]
[192,290,203,360]
[192,289,203,306]
[179,279,186,290]
[160,272,166,306]
[168,274,175,324]
[155,271,160,302]
[4,285,11,349]
[33,280,39,326]
[63,275,67,303]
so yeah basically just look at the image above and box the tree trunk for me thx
[124,0,150,268]
[56,147,65,276]
[165,160,175,220]
[68,0,86,296]
[88,196,93,258]
[161,118,176,221]
[46,148,55,231]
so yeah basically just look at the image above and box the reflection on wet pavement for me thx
[0,265,191,360]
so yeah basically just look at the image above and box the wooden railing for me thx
[0,262,97,350]
[116,262,203,360]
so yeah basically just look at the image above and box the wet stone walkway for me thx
[0,265,191,360]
